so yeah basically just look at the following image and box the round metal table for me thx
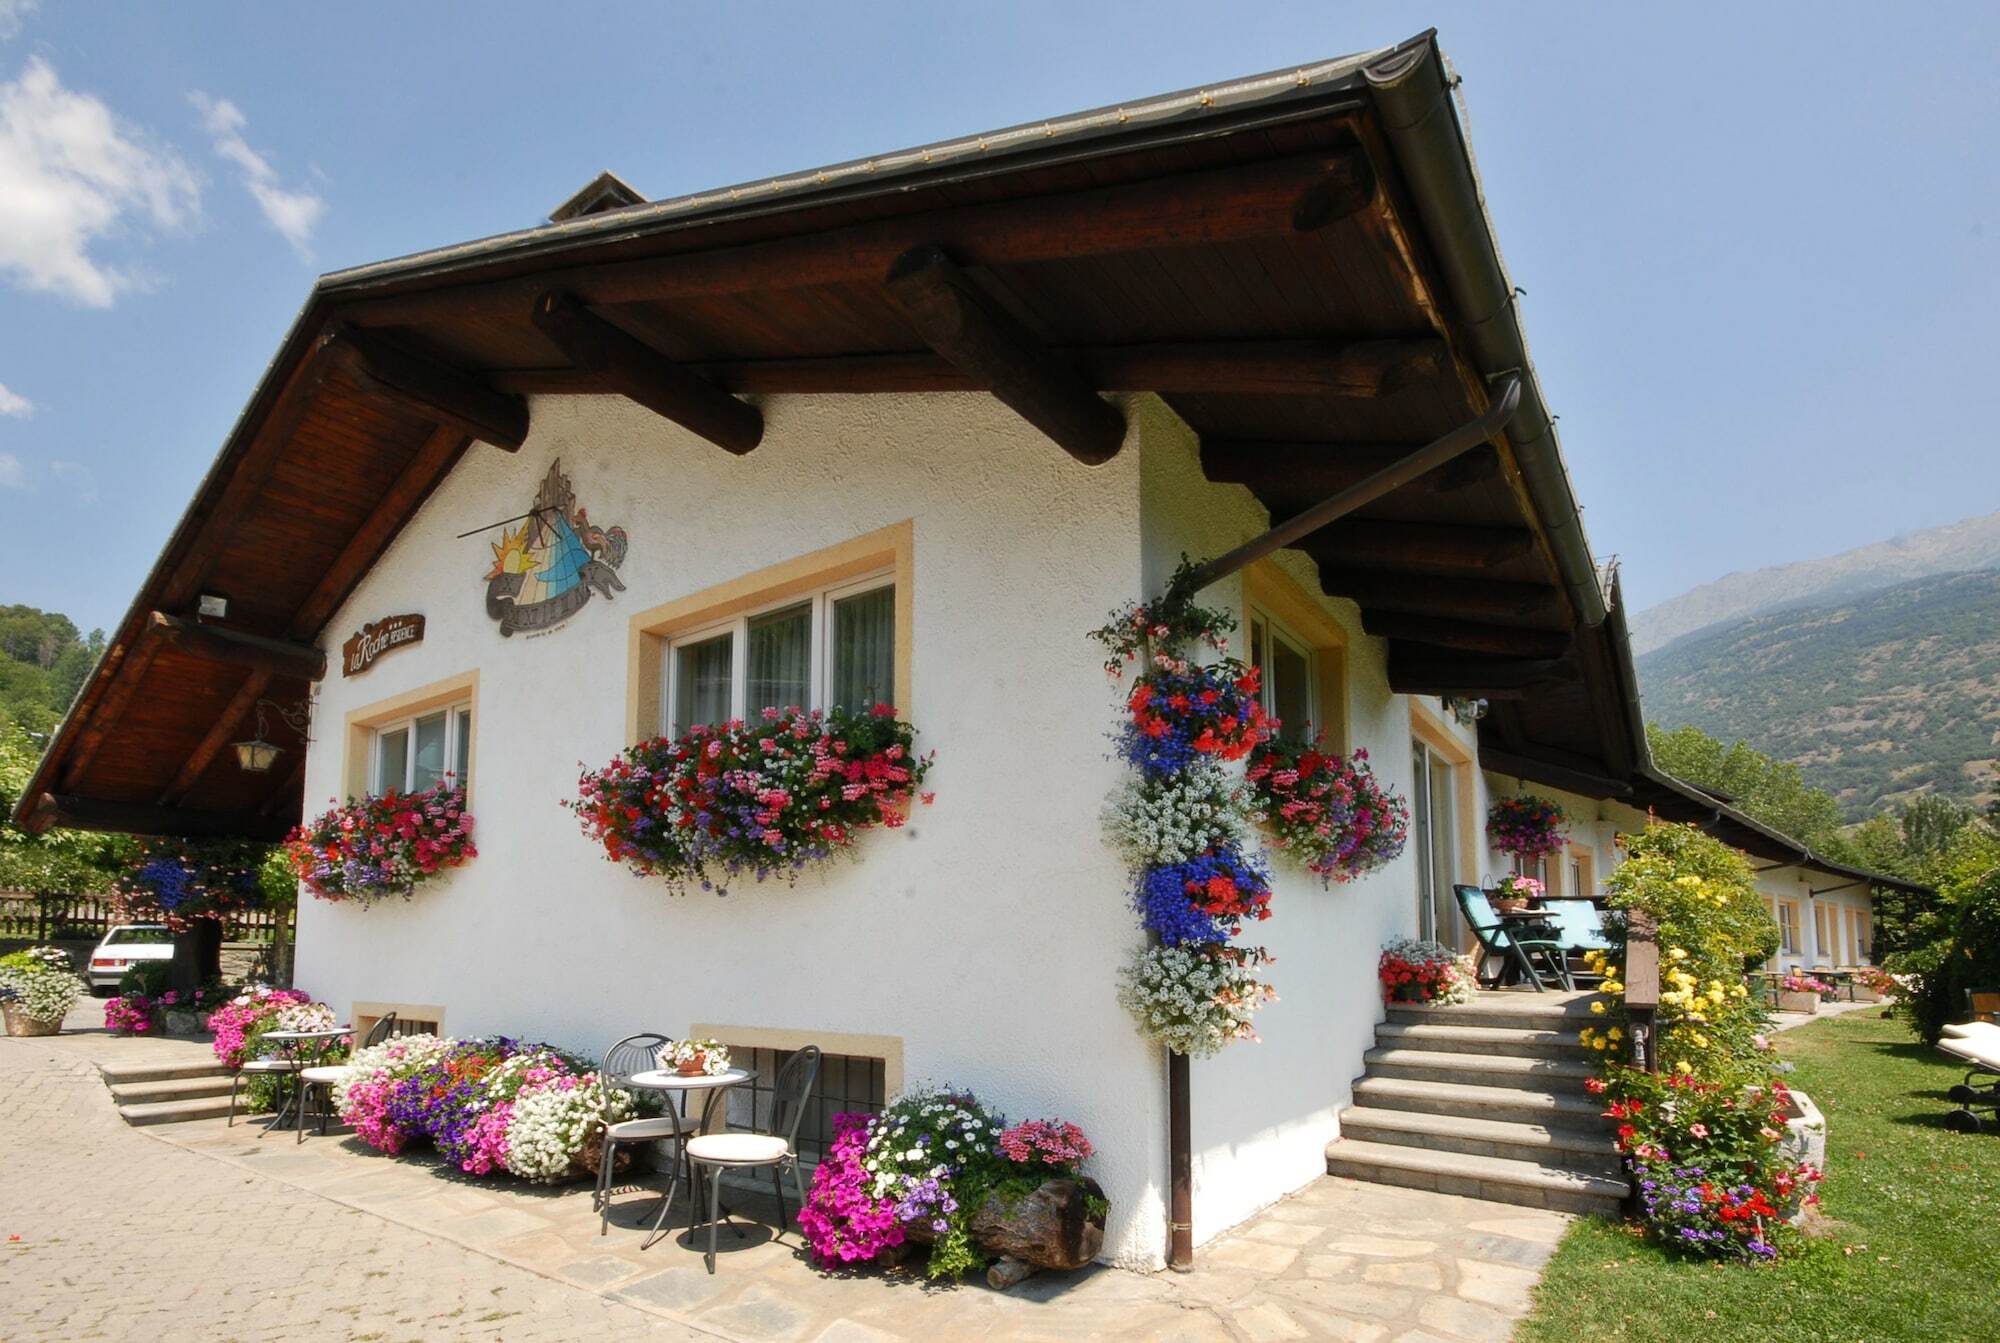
[623,1067,753,1249]
[257,1026,350,1136]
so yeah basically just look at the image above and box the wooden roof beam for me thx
[1478,745,1632,799]
[1386,650,1576,698]
[1303,520,1534,573]
[1201,440,1498,495]
[332,325,528,451]
[148,611,327,681]
[340,148,1379,328]
[885,245,1125,465]
[1359,611,1571,658]
[531,291,763,454]
[32,793,294,842]
[53,636,162,799]
[1321,570,1565,626]
[159,667,271,806]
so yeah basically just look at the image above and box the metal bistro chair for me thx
[1454,885,1572,992]
[594,1033,682,1246]
[229,1048,305,1130]
[297,1011,397,1142]
[685,1045,821,1274]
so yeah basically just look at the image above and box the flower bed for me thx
[570,704,932,894]
[1245,739,1408,883]
[1378,938,1477,1005]
[801,1086,1100,1281]
[333,1033,630,1181]
[286,782,475,906]
[1488,794,1569,864]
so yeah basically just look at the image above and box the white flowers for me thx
[504,1078,634,1183]
[0,949,84,1024]
[272,1000,338,1033]
[329,1033,448,1112]
[1117,943,1277,1057]
[1103,762,1249,867]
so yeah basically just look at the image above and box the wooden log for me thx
[331,325,528,451]
[148,611,328,681]
[339,149,1378,327]
[1201,440,1499,495]
[530,291,763,454]
[1317,571,1564,626]
[1359,611,1572,658]
[1303,520,1535,573]
[36,794,294,841]
[885,245,1125,465]
[967,1177,1107,1273]
[987,1257,1039,1291]
[489,338,1447,398]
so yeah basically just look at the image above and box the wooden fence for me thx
[0,892,294,945]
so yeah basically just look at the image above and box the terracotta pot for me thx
[1493,897,1530,914]
[675,1054,706,1077]
[2,1003,61,1037]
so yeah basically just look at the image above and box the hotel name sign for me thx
[341,614,425,676]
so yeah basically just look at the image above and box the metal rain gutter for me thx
[1362,35,1608,629]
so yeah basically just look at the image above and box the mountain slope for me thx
[1636,570,2000,818]
[1630,510,2000,654]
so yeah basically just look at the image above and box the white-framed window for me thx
[1248,606,1315,744]
[371,702,472,795]
[1776,900,1800,956]
[665,573,895,732]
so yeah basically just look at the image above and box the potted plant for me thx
[0,947,85,1036]
[664,1037,730,1077]
[1775,973,1831,1014]
[1488,795,1569,865]
[1491,873,1544,913]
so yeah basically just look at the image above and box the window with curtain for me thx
[667,575,896,730]
[372,701,472,795]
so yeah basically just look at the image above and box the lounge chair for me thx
[1538,898,1614,983]
[1453,885,1572,992]
[1937,1016,2000,1133]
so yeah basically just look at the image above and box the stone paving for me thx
[4,1012,1571,1342]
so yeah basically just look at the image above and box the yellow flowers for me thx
[1590,1000,1607,1015]
[1692,1032,1709,1048]
[1668,946,1688,961]
[1602,980,1625,995]
[1675,1060,1693,1075]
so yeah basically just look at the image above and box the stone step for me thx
[1325,1138,1627,1216]
[1338,1105,1622,1178]
[108,1075,235,1105]
[117,1095,235,1126]
[1375,1021,1587,1060]
[99,1059,231,1085]
[1352,1075,1608,1128]
[1386,994,1600,1033]
[1362,1047,1598,1093]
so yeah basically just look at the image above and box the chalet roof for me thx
[16,29,1645,840]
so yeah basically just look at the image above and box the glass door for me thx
[1411,738,1462,950]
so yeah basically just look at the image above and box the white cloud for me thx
[0,57,200,307]
[49,458,95,504]
[0,452,23,488]
[0,1,38,42]
[0,380,30,417]
[189,91,323,258]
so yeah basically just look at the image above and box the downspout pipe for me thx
[1363,35,1608,629]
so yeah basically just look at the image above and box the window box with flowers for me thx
[284,781,476,907]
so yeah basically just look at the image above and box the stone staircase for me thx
[1326,991,1628,1216]
[100,1058,236,1126]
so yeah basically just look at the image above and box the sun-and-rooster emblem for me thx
[483,459,628,636]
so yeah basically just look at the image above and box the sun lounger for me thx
[1937,1017,2000,1133]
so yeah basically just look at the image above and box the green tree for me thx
[1646,723,1845,849]
[0,726,131,892]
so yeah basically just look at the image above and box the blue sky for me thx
[1,1,1995,634]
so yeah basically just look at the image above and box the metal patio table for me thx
[257,1026,350,1136]
[623,1066,753,1249]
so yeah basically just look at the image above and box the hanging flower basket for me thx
[1245,739,1409,883]
[1487,794,1569,863]
[1118,659,1271,777]
[285,781,476,906]
[570,704,934,894]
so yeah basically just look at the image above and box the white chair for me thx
[297,1012,397,1143]
[228,1055,304,1130]
[685,1045,820,1274]
[594,1033,685,1247]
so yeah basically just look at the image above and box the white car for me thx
[87,924,175,995]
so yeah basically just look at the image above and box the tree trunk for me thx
[170,920,223,993]
[968,1177,1106,1273]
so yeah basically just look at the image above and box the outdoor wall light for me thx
[233,738,282,772]
[196,593,230,619]
[232,696,313,773]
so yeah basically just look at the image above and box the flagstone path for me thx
[4,1015,1571,1342]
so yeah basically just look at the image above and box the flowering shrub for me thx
[285,782,475,906]
[103,993,157,1035]
[1133,847,1273,945]
[113,837,272,929]
[1378,939,1477,1005]
[1487,795,1568,863]
[208,987,312,1069]
[570,705,933,894]
[0,947,83,1025]
[997,1119,1093,1173]
[505,1073,633,1183]
[1245,739,1408,883]
[800,1112,906,1266]
[1103,761,1247,867]
[1119,943,1276,1056]
[1777,973,1835,996]
[1118,660,1270,776]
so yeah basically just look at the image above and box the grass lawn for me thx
[1516,1010,2000,1343]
